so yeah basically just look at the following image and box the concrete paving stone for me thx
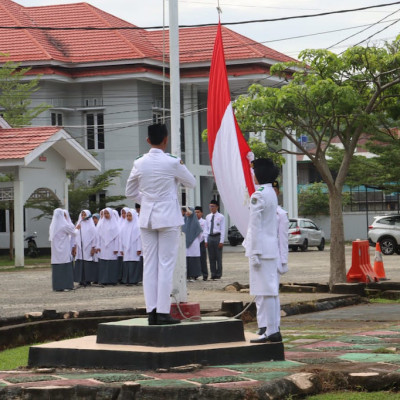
[214,360,303,372]
[58,372,154,383]
[3,375,59,384]
[207,380,260,388]
[298,341,353,350]
[336,335,385,344]
[188,375,250,384]
[360,330,400,336]
[339,353,400,363]
[147,367,242,380]
[240,371,290,381]
[316,344,390,351]
[138,378,198,387]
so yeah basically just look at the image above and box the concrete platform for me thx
[28,317,285,370]
[96,317,245,347]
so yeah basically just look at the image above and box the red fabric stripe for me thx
[207,22,255,197]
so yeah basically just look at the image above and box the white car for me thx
[368,215,400,255]
[288,218,325,252]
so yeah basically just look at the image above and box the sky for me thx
[13,0,400,58]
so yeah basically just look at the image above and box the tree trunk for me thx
[9,207,14,260]
[328,186,346,288]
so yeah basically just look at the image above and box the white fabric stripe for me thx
[212,103,250,236]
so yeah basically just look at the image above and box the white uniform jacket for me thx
[125,148,196,229]
[245,184,279,259]
[277,205,289,275]
[204,212,225,244]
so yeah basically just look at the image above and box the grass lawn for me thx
[0,255,50,269]
[0,345,31,370]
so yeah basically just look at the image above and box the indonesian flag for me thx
[207,22,255,236]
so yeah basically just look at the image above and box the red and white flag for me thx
[207,22,255,236]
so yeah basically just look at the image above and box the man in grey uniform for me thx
[125,123,196,325]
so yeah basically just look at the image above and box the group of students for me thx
[181,200,225,282]
[49,206,143,292]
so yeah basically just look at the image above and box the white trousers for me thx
[140,226,180,314]
[255,295,280,336]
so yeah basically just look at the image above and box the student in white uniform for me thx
[256,180,289,336]
[195,206,208,281]
[125,123,196,325]
[73,209,97,286]
[245,158,282,343]
[204,200,225,280]
[121,209,142,285]
[182,207,203,281]
[49,208,76,291]
[97,207,120,285]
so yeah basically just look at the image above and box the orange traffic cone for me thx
[373,242,387,280]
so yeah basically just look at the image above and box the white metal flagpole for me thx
[169,0,187,304]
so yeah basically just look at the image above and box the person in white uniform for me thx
[256,180,289,336]
[204,200,225,280]
[125,123,196,325]
[195,206,208,281]
[245,158,282,343]
[49,208,76,291]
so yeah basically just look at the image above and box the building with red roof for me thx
[0,0,294,249]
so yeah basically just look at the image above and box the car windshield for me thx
[289,220,298,228]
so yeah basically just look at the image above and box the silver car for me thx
[288,218,325,252]
[368,215,400,255]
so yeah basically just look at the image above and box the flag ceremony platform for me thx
[28,317,284,370]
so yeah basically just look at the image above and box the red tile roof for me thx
[0,0,295,66]
[0,126,59,160]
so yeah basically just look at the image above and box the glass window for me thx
[86,113,104,150]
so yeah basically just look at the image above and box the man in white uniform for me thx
[245,158,282,343]
[125,123,196,325]
[204,200,225,280]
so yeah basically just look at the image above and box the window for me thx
[51,112,63,126]
[86,113,104,150]
[0,209,5,232]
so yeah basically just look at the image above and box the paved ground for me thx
[1,244,399,318]
[1,304,400,398]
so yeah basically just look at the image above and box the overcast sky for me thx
[14,0,400,58]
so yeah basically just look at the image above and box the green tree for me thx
[0,54,49,127]
[234,41,400,287]
[298,183,330,217]
[25,169,127,222]
[0,55,50,259]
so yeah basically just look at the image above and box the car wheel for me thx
[300,239,308,252]
[380,237,396,255]
[317,238,325,251]
[291,246,298,252]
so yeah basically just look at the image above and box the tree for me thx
[298,183,330,217]
[0,55,50,259]
[234,40,400,287]
[25,169,127,222]
[0,54,49,127]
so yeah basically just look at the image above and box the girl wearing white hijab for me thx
[117,207,130,282]
[73,209,97,285]
[49,208,76,291]
[97,207,120,284]
[121,209,142,285]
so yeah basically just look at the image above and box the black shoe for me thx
[203,277,208,281]
[156,313,181,325]
[250,332,282,344]
[148,309,157,325]
[257,327,266,336]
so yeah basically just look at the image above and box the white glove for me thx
[250,255,261,268]
[278,263,289,275]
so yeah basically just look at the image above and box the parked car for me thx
[227,225,244,246]
[368,215,400,255]
[288,218,325,252]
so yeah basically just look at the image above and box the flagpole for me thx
[169,0,180,158]
[169,0,188,305]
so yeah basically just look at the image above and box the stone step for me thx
[96,317,245,347]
